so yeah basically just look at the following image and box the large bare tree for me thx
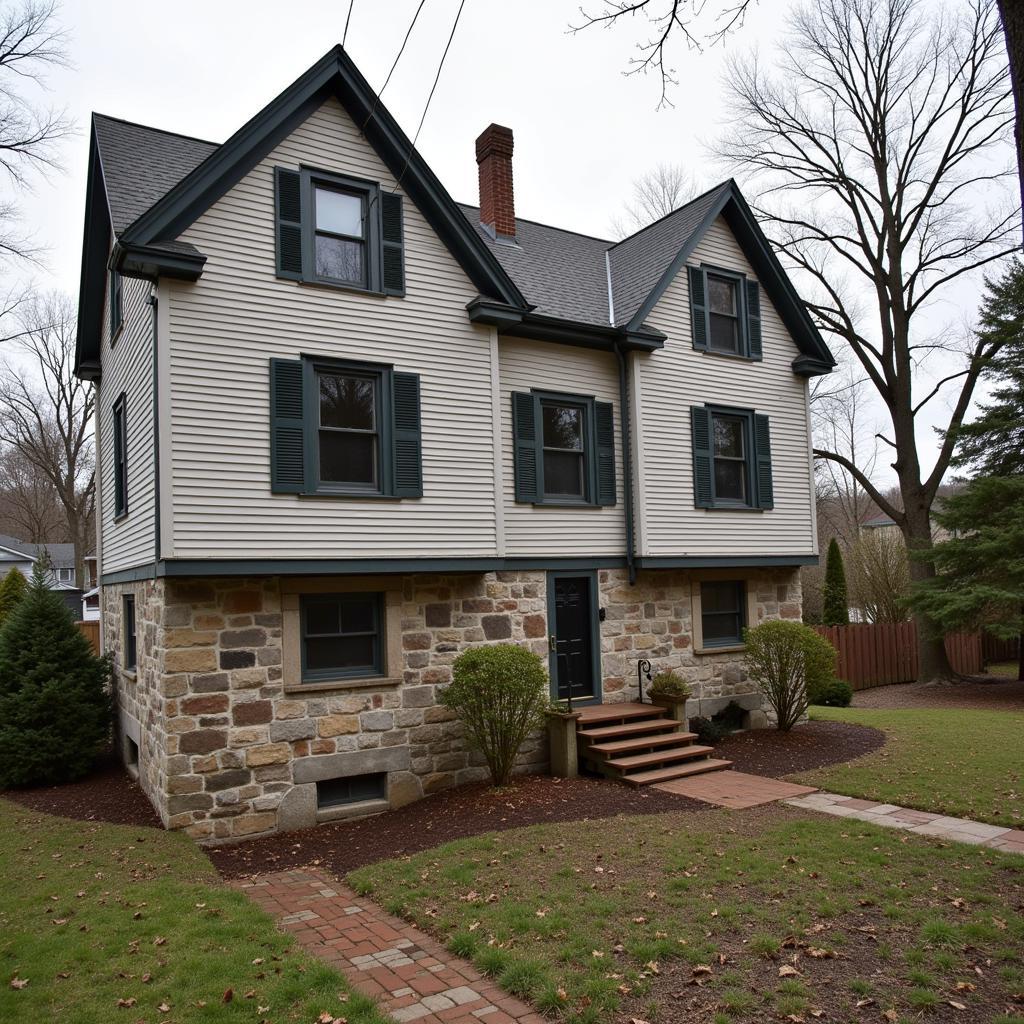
[0,445,63,541]
[610,162,703,237]
[0,0,69,270]
[0,292,93,582]
[718,0,1017,680]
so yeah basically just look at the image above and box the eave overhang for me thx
[467,297,666,353]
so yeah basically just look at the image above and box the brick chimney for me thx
[475,123,516,239]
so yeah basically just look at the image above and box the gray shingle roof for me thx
[457,204,612,324]
[607,182,731,327]
[89,116,741,330]
[92,114,218,235]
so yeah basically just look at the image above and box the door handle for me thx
[549,634,557,652]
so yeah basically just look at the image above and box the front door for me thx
[547,572,600,704]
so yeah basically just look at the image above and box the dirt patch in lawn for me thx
[210,774,706,879]
[2,757,163,828]
[715,719,885,777]
[854,676,1024,710]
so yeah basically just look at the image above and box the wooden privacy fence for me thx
[982,633,1019,665]
[812,623,985,690]
[76,620,100,654]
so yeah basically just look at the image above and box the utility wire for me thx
[392,0,468,192]
[362,0,430,132]
[342,0,355,46]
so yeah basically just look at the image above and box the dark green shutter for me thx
[512,392,539,503]
[745,280,762,358]
[688,266,709,351]
[274,167,303,279]
[381,192,405,296]
[753,413,774,509]
[110,272,123,340]
[594,401,617,506]
[392,371,422,497]
[691,406,714,508]
[270,358,306,493]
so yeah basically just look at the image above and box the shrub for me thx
[441,643,549,786]
[0,567,28,628]
[648,670,691,699]
[689,715,726,744]
[809,678,853,707]
[744,620,837,731]
[822,538,850,626]
[0,561,113,788]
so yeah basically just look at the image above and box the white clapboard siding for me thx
[636,217,816,557]
[98,273,156,572]
[498,337,625,557]
[166,98,498,559]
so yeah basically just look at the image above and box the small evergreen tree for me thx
[0,559,113,788]
[0,567,28,627]
[822,538,850,626]
[910,476,1024,681]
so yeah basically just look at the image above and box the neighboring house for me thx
[74,47,834,842]
[0,535,95,618]
[860,512,953,544]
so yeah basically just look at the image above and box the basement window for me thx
[316,773,386,809]
[125,736,139,766]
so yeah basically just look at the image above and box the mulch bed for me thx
[209,774,706,880]
[715,719,885,777]
[854,676,1024,711]
[2,758,163,828]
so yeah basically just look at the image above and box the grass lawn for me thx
[797,707,1024,827]
[988,661,1021,679]
[0,797,386,1024]
[350,807,1024,1024]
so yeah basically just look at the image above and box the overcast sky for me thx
[9,0,1016,489]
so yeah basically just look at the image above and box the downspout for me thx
[149,289,160,562]
[615,342,636,586]
[607,250,636,586]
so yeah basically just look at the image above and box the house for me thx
[74,47,834,842]
[0,534,96,617]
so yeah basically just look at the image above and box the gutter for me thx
[615,341,636,585]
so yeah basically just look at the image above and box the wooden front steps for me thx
[576,701,731,787]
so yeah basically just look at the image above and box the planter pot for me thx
[546,710,582,779]
[649,693,690,729]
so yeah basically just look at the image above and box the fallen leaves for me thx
[9,976,28,990]
[778,965,801,978]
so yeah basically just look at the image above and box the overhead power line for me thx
[362,0,430,132]
[342,0,355,46]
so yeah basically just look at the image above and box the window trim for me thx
[112,393,129,519]
[302,356,394,498]
[690,575,758,654]
[300,591,385,684]
[705,404,758,510]
[301,167,383,295]
[57,567,73,583]
[697,263,758,360]
[531,389,600,508]
[109,271,123,343]
[123,592,137,671]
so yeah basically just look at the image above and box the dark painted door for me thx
[552,576,595,701]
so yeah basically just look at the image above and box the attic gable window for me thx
[314,186,366,287]
[688,265,763,360]
[273,166,406,296]
[707,274,739,354]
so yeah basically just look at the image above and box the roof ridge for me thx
[457,202,613,246]
[92,111,221,149]
[608,179,734,251]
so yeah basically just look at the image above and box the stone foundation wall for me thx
[104,566,801,842]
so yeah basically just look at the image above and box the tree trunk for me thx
[902,498,955,682]
[998,0,1024,233]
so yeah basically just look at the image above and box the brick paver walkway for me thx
[785,791,1024,853]
[234,869,546,1024]
[654,769,818,808]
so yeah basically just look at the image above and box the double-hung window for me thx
[690,404,774,510]
[57,567,73,584]
[313,185,367,288]
[511,390,617,507]
[317,369,380,490]
[707,273,740,354]
[541,400,587,500]
[711,412,748,504]
[113,393,128,517]
[700,581,746,648]
[301,592,383,682]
